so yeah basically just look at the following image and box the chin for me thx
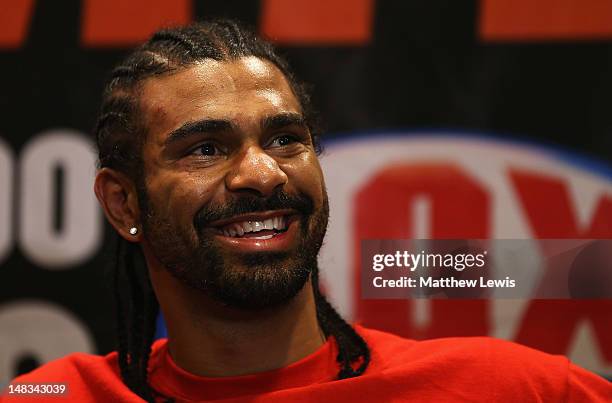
[196,254,314,310]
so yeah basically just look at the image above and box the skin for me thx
[94,57,327,376]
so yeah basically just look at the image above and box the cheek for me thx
[280,153,325,203]
[145,172,219,226]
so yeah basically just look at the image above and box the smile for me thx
[217,216,289,239]
[209,210,299,251]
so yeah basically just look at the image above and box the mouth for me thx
[209,210,299,252]
[215,215,289,240]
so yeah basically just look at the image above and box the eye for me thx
[269,134,298,148]
[191,142,222,156]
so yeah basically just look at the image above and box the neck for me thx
[149,266,325,377]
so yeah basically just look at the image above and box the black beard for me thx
[139,187,329,310]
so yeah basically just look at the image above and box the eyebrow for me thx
[164,112,307,147]
[164,119,232,146]
[261,112,307,131]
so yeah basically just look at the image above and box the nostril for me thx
[225,157,288,196]
[231,187,267,197]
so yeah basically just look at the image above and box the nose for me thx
[225,146,288,196]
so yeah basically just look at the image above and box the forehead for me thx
[139,57,301,142]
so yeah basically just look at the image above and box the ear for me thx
[94,167,142,242]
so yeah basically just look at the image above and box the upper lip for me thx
[208,209,297,228]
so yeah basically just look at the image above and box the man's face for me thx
[137,57,328,309]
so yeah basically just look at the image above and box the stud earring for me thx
[129,227,138,235]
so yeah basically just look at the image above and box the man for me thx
[3,20,611,403]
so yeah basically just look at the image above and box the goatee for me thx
[140,187,329,310]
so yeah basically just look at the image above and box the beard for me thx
[139,186,329,310]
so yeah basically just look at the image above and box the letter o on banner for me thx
[0,138,13,264]
[19,130,101,269]
[0,301,95,384]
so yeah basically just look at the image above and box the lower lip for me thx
[213,218,299,252]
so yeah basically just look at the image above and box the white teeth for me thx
[235,225,244,236]
[276,216,286,230]
[253,234,274,240]
[220,215,288,237]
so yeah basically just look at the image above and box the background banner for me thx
[1,0,611,383]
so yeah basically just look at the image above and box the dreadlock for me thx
[96,19,370,403]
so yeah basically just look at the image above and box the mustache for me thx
[193,189,315,231]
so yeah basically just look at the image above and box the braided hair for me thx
[95,20,370,403]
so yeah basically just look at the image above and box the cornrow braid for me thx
[97,19,367,402]
[111,236,131,389]
[311,267,371,379]
[150,30,222,60]
[113,235,172,403]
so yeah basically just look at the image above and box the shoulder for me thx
[2,339,169,402]
[2,351,122,402]
[354,325,607,400]
[356,324,567,373]
[8,351,119,383]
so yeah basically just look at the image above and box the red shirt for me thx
[3,326,611,402]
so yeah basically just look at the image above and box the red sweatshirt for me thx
[2,326,610,402]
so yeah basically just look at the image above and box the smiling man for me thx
[3,20,611,403]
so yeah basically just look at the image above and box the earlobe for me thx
[94,168,142,242]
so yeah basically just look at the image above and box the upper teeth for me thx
[221,216,287,237]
